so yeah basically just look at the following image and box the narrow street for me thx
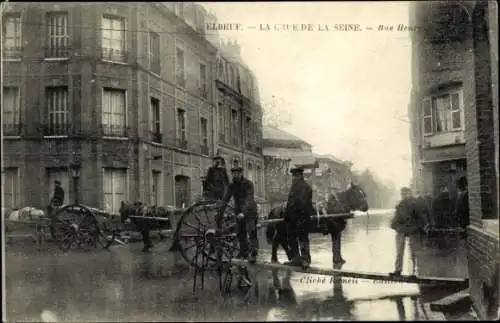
[4,209,468,321]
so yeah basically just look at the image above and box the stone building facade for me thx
[409,1,498,319]
[1,2,264,213]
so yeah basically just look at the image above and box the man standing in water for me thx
[285,166,313,268]
[389,187,429,277]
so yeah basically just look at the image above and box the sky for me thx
[201,1,414,188]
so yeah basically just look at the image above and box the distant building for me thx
[262,125,351,206]
[409,1,499,319]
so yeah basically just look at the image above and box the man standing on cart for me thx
[221,164,259,264]
[204,155,229,201]
[285,166,313,268]
[48,180,65,218]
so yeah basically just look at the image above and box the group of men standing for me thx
[204,155,313,267]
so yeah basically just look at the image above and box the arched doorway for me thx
[175,175,190,208]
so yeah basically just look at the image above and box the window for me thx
[175,3,184,17]
[46,12,68,58]
[200,117,208,154]
[217,61,224,80]
[227,66,233,87]
[102,88,126,137]
[47,168,69,205]
[46,87,69,136]
[2,168,21,209]
[423,89,463,136]
[152,171,161,206]
[231,109,239,145]
[422,98,433,135]
[247,163,254,183]
[149,31,160,74]
[199,63,207,98]
[150,97,161,143]
[2,14,22,58]
[218,102,225,142]
[224,105,231,143]
[256,165,262,197]
[103,168,127,215]
[176,48,185,87]
[102,16,126,62]
[245,116,252,148]
[2,87,21,136]
[176,108,187,148]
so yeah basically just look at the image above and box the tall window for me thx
[47,168,69,205]
[175,3,184,17]
[102,88,126,137]
[103,168,127,214]
[224,106,231,143]
[102,16,126,62]
[200,117,208,154]
[152,171,161,206]
[199,63,207,98]
[231,109,239,145]
[423,89,463,136]
[256,165,262,197]
[176,48,185,87]
[149,31,160,74]
[176,108,187,148]
[2,168,21,209]
[150,97,161,143]
[218,102,225,142]
[46,87,69,136]
[245,116,252,148]
[247,163,254,184]
[46,12,68,58]
[2,87,21,136]
[2,14,22,59]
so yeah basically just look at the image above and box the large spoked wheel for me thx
[50,204,100,252]
[177,201,240,271]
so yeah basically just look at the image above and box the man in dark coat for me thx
[204,155,229,201]
[221,165,259,263]
[455,176,469,229]
[285,166,313,268]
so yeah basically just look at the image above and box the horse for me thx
[265,184,369,265]
[118,201,174,252]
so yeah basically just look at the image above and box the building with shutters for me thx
[1,2,236,212]
[409,1,499,319]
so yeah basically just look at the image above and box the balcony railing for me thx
[246,141,253,150]
[102,124,128,137]
[176,137,188,149]
[150,131,163,144]
[200,144,209,155]
[2,123,22,136]
[102,47,127,63]
[45,45,70,59]
[41,123,71,136]
[3,46,22,59]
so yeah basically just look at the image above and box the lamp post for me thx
[70,163,81,204]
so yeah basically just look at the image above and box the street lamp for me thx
[70,162,81,204]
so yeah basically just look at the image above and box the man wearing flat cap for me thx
[221,164,259,263]
[204,155,229,201]
[285,165,313,268]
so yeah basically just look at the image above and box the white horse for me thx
[8,207,46,221]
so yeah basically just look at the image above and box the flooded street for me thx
[5,209,468,321]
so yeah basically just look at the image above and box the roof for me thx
[263,148,318,168]
[263,126,311,146]
[313,153,350,166]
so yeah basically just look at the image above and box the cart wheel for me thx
[51,204,99,251]
[177,201,240,271]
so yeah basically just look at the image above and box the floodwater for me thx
[4,209,469,321]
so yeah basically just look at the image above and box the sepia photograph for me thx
[1,1,498,321]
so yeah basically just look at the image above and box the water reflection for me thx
[6,211,469,322]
